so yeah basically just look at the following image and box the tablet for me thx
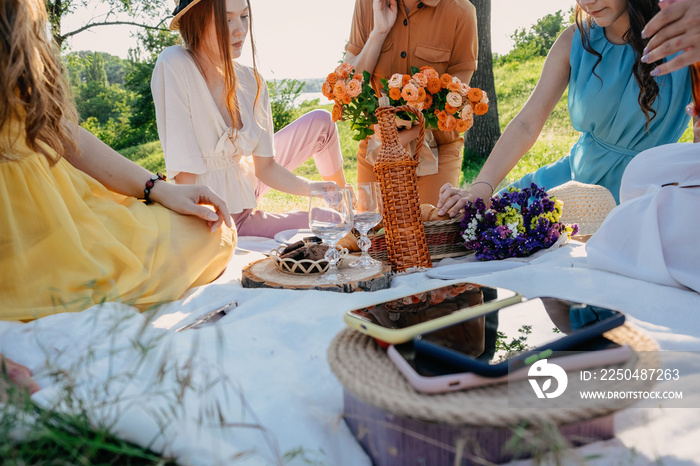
[413,297,626,377]
[389,337,633,394]
[343,282,522,345]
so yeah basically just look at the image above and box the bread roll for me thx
[337,232,360,252]
[420,204,451,222]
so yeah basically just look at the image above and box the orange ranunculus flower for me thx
[333,81,347,98]
[444,103,457,114]
[440,73,452,88]
[444,114,458,132]
[417,87,427,102]
[468,88,483,103]
[427,78,442,94]
[342,94,352,105]
[401,74,411,86]
[331,104,343,122]
[389,87,402,101]
[456,117,474,133]
[326,73,338,85]
[438,119,447,131]
[423,93,433,109]
[474,102,489,116]
[421,67,440,80]
[401,83,419,102]
[321,81,333,98]
[436,110,448,121]
[346,79,362,98]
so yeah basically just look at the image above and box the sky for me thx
[63,0,578,80]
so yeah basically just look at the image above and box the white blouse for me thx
[151,46,275,214]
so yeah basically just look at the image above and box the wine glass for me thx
[349,182,383,269]
[308,187,354,284]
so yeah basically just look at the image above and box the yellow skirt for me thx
[0,151,235,321]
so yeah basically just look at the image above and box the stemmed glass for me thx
[349,182,383,269]
[308,187,354,284]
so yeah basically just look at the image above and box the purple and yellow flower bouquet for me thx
[460,183,579,261]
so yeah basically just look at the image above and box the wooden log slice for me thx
[241,256,392,293]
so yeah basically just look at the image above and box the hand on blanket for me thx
[0,354,40,397]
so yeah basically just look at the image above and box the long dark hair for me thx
[575,0,661,129]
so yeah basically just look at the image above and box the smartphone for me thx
[413,297,626,377]
[389,337,633,394]
[343,283,522,345]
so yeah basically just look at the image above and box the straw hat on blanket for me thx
[547,181,617,240]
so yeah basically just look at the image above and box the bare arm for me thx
[345,0,398,75]
[65,127,232,231]
[0,354,40,396]
[437,26,575,217]
[252,156,338,197]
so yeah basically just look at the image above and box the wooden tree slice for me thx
[241,256,392,293]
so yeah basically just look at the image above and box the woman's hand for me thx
[372,0,398,37]
[1,354,40,396]
[307,180,341,194]
[437,182,493,217]
[642,0,700,75]
[149,182,233,232]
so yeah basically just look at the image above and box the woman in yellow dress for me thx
[0,0,236,322]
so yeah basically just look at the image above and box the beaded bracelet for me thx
[470,180,494,195]
[143,172,166,205]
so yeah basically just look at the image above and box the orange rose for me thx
[321,81,333,98]
[412,72,428,88]
[342,94,352,105]
[346,79,362,98]
[456,118,474,133]
[427,78,442,94]
[447,82,462,92]
[440,73,452,88]
[417,87,427,102]
[389,87,402,101]
[444,114,458,132]
[401,83,419,102]
[436,110,448,122]
[333,81,347,98]
[421,67,440,80]
[353,74,363,81]
[331,104,343,122]
[438,119,447,131]
[423,93,433,109]
[474,102,489,116]
[401,74,411,86]
[444,103,457,114]
[468,88,483,103]
[326,73,338,85]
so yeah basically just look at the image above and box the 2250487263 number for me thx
[599,368,680,381]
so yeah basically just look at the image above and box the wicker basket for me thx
[365,215,471,262]
[372,100,432,272]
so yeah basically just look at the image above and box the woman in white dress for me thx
[152,0,347,238]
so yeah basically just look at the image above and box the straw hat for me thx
[547,181,618,238]
[169,0,203,30]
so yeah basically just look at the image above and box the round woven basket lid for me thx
[328,324,659,428]
[546,181,617,236]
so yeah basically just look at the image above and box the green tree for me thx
[505,10,570,62]
[268,79,305,132]
[45,0,168,48]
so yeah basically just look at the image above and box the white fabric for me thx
[151,46,274,214]
[587,143,700,293]
[2,244,700,465]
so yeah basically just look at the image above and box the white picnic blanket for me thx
[2,240,700,465]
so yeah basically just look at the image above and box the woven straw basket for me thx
[546,181,617,238]
[372,100,432,272]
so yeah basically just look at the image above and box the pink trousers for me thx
[234,109,344,238]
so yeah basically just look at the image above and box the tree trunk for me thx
[465,0,501,162]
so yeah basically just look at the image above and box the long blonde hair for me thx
[0,0,78,163]
[178,0,262,128]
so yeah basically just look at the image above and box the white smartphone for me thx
[388,337,633,394]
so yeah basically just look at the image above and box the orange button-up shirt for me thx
[345,0,478,93]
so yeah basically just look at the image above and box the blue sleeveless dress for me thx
[508,25,692,203]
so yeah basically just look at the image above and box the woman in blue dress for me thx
[437,0,696,216]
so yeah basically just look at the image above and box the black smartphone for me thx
[413,297,626,377]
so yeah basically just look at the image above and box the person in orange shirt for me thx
[343,0,478,206]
